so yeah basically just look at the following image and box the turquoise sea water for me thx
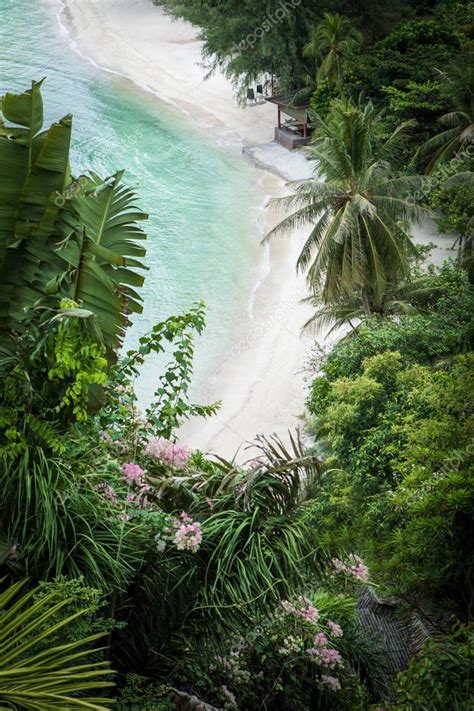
[1,0,263,403]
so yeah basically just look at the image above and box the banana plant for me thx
[0,579,115,710]
[53,171,148,357]
[0,79,72,332]
[0,80,147,360]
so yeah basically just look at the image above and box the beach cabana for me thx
[265,94,312,150]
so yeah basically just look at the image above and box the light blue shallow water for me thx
[1,0,263,403]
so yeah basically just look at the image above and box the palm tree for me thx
[418,51,474,172]
[303,13,362,90]
[265,99,424,317]
[302,272,439,335]
[0,580,115,710]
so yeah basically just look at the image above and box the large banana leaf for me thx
[54,170,148,357]
[0,81,148,361]
[0,579,115,710]
[0,80,72,331]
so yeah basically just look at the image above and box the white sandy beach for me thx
[59,0,277,147]
[59,0,316,458]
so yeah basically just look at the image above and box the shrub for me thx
[112,434,326,674]
[174,589,386,710]
[308,264,473,383]
[390,625,474,710]
[306,298,474,614]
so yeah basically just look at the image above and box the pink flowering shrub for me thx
[144,436,189,470]
[121,462,145,485]
[182,590,376,709]
[95,469,152,514]
[328,619,343,638]
[94,459,155,517]
[306,631,343,668]
[172,511,202,553]
[332,554,369,582]
[280,596,320,624]
[276,596,351,685]
[154,511,203,554]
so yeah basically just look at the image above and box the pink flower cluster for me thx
[94,482,117,504]
[306,632,343,669]
[144,437,189,470]
[121,463,153,510]
[320,674,341,691]
[332,554,369,582]
[121,462,145,485]
[280,596,320,624]
[172,511,202,553]
[327,620,343,638]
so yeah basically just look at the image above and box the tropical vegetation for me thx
[303,13,362,91]
[1,0,473,707]
[266,99,423,319]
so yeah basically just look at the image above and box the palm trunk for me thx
[361,290,372,317]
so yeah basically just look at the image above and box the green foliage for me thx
[345,7,470,154]
[267,98,423,314]
[46,301,108,422]
[116,675,173,710]
[175,589,385,710]
[429,167,474,238]
[303,13,362,90]
[197,434,323,619]
[112,301,219,441]
[350,15,463,99]
[0,302,137,588]
[0,310,219,590]
[161,1,417,98]
[0,444,147,588]
[390,625,474,710]
[313,263,474,380]
[0,579,115,710]
[0,303,109,457]
[417,45,474,171]
[0,81,147,361]
[310,79,337,120]
[306,268,474,614]
[162,0,321,99]
[32,577,112,646]
[113,432,326,673]
[382,80,448,137]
